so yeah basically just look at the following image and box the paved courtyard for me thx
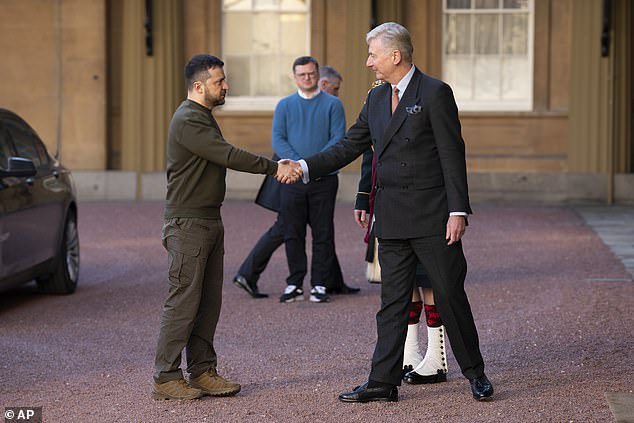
[1,200,633,422]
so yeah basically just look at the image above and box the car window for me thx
[5,122,49,168]
[0,128,12,169]
[33,139,51,167]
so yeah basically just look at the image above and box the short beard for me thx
[203,85,224,108]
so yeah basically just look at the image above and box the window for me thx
[0,129,12,169]
[221,0,310,110]
[442,0,534,111]
[6,122,49,168]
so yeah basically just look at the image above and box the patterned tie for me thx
[391,86,399,114]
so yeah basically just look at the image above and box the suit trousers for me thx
[280,175,339,287]
[366,235,432,288]
[237,213,346,290]
[154,217,224,383]
[369,235,484,385]
[238,215,285,284]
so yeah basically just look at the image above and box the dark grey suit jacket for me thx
[305,67,471,239]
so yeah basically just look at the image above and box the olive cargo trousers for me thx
[154,217,224,383]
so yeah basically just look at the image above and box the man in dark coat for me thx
[295,22,493,402]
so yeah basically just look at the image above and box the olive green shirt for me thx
[165,99,278,219]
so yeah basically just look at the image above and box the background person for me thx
[356,146,448,384]
[273,56,346,304]
[233,66,359,298]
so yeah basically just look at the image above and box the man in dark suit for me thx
[295,22,493,402]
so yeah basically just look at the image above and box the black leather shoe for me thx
[338,382,398,403]
[403,369,447,385]
[469,374,494,401]
[401,364,413,379]
[233,275,268,298]
[327,284,361,295]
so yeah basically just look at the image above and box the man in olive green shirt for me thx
[152,54,297,400]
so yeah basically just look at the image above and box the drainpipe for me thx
[602,0,615,205]
[145,0,153,56]
[55,0,64,161]
[371,0,378,29]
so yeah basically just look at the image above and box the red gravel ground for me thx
[1,201,632,422]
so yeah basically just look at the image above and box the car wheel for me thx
[37,210,80,294]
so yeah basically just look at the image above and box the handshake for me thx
[275,159,303,184]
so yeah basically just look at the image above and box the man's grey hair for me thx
[366,22,413,63]
[319,66,342,82]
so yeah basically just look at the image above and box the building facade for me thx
[1,0,632,203]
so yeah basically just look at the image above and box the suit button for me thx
[405,138,410,142]
[400,162,406,166]
[402,185,408,190]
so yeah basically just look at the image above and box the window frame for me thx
[220,0,311,111]
[441,0,535,112]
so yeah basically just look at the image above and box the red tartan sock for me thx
[408,301,423,325]
[425,304,443,327]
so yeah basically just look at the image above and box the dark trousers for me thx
[369,235,485,386]
[238,216,285,284]
[367,233,431,288]
[280,175,339,287]
[237,213,345,289]
[154,217,224,383]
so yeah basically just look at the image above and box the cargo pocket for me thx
[165,236,201,287]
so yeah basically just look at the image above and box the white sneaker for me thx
[309,285,329,303]
[279,285,304,303]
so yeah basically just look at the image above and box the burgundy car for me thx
[0,108,79,294]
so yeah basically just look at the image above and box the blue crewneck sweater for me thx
[272,91,346,166]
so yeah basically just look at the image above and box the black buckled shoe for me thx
[233,275,268,298]
[338,382,398,403]
[469,374,494,401]
[401,364,414,379]
[403,369,447,385]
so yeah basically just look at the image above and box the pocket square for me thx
[406,105,422,115]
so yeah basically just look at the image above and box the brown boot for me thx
[190,368,241,397]
[152,378,203,400]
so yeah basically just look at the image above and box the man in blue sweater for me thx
[233,66,359,299]
[273,56,346,303]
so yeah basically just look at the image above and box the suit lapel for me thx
[376,69,422,159]
[373,83,392,143]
